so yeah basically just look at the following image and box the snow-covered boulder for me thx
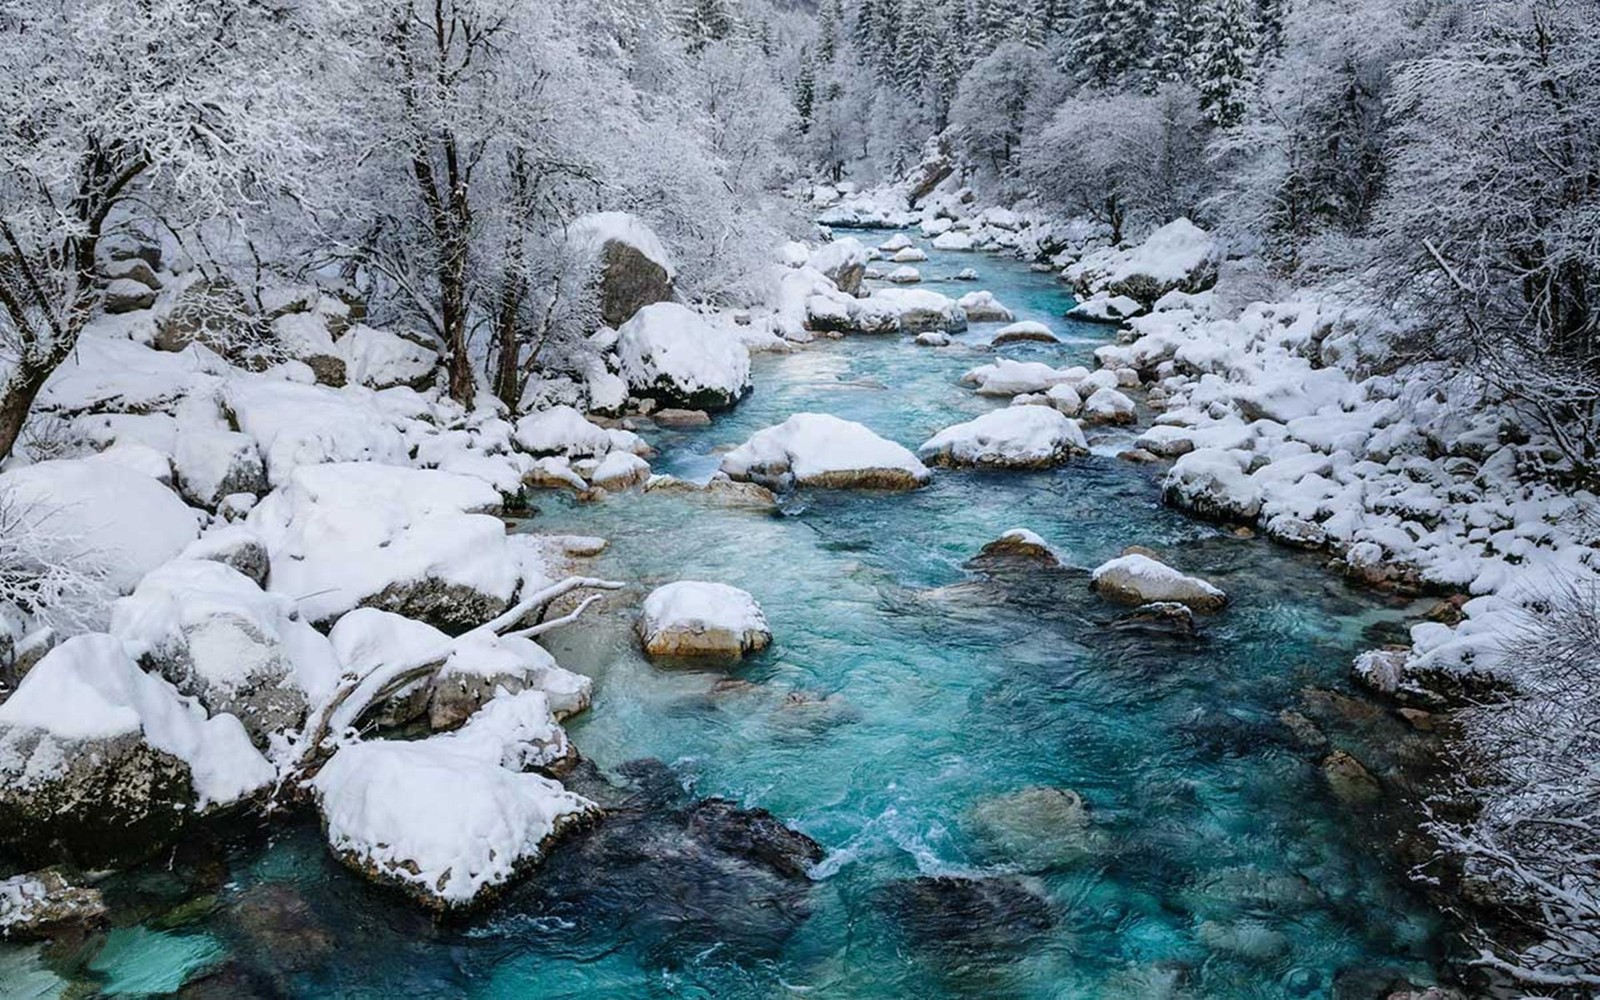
[570,211,675,327]
[247,463,542,629]
[879,234,914,252]
[810,238,869,296]
[887,265,922,284]
[334,325,439,391]
[918,407,1087,469]
[1090,552,1227,612]
[932,231,975,251]
[970,528,1061,568]
[109,560,337,745]
[956,290,1014,323]
[588,451,651,492]
[431,632,593,731]
[719,413,931,490]
[953,267,980,281]
[1163,449,1263,523]
[915,331,951,347]
[1066,219,1218,306]
[104,278,156,314]
[638,581,772,660]
[615,302,751,411]
[514,405,614,459]
[1068,293,1143,324]
[222,379,410,486]
[1081,387,1137,425]
[0,456,201,595]
[311,690,597,911]
[172,426,268,509]
[991,321,1058,346]
[0,634,274,865]
[857,288,968,334]
[270,313,348,387]
[891,247,928,263]
[0,869,108,941]
[963,359,1084,397]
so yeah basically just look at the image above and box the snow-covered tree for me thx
[0,0,329,462]
[1066,0,1153,89]
[1191,0,1259,125]
[948,41,1064,182]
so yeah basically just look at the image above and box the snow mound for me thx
[638,581,772,659]
[1091,552,1227,612]
[932,231,975,251]
[963,359,1085,397]
[1066,219,1218,304]
[615,302,751,411]
[223,379,409,486]
[919,407,1087,468]
[719,413,931,490]
[513,405,614,458]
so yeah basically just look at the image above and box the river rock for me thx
[932,231,975,251]
[967,786,1102,869]
[991,321,1058,345]
[969,529,1061,568]
[891,246,927,263]
[956,290,1014,323]
[720,413,930,490]
[1163,449,1263,523]
[856,287,968,334]
[1321,750,1382,805]
[887,265,921,283]
[878,234,914,252]
[1081,386,1137,425]
[809,237,868,296]
[570,212,675,328]
[643,473,777,508]
[919,407,1087,469]
[1113,601,1198,636]
[0,869,108,941]
[1065,218,1218,306]
[914,331,950,347]
[963,358,1086,397]
[615,302,751,411]
[1090,552,1228,612]
[428,631,593,731]
[877,875,1054,954]
[514,405,614,459]
[638,581,772,660]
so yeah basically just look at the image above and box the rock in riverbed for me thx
[1091,551,1227,612]
[719,413,930,490]
[638,581,772,660]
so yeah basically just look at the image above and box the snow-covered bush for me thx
[0,487,111,638]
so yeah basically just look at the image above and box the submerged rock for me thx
[1321,750,1382,806]
[638,581,772,660]
[967,786,1103,870]
[0,869,108,941]
[876,875,1054,954]
[1113,601,1198,636]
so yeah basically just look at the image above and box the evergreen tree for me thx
[980,0,1018,47]
[1067,0,1152,88]
[1146,0,1199,86]
[681,0,734,53]
[818,0,843,63]
[1191,0,1257,125]
[794,53,817,135]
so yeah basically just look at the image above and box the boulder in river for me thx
[966,786,1104,870]
[1321,749,1382,806]
[615,302,751,412]
[809,237,868,296]
[968,529,1061,569]
[0,869,109,941]
[876,875,1055,955]
[918,407,1087,469]
[1090,551,1228,612]
[570,212,675,328]
[991,321,1058,345]
[956,290,1014,323]
[638,581,772,660]
[1163,448,1263,523]
[719,412,930,490]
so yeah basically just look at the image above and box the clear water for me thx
[2,237,1455,998]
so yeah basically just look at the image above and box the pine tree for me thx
[681,0,734,53]
[818,0,844,63]
[1146,0,1199,86]
[1190,0,1256,125]
[1067,0,1151,89]
[980,0,1017,47]
[794,53,817,135]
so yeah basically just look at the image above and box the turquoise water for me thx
[1,236,1455,998]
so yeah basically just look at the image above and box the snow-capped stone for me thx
[1082,387,1137,425]
[919,407,1087,468]
[172,427,267,509]
[932,231,975,251]
[588,450,651,491]
[570,211,675,327]
[1066,219,1218,305]
[270,313,348,386]
[810,237,869,296]
[0,869,108,941]
[1068,293,1143,324]
[956,290,1015,323]
[311,690,597,912]
[431,632,593,731]
[971,529,1061,567]
[891,247,928,263]
[103,278,156,314]
[514,405,614,459]
[102,257,161,290]
[963,358,1083,397]
[615,302,751,411]
[915,331,951,347]
[94,440,173,483]
[638,581,772,659]
[334,325,439,391]
[0,634,274,865]
[109,560,337,744]
[246,463,541,629]
[222,379,409,486]
[953,267,980,281]
[1163,449,1263,522]
[0,456,201,595]
[1090,552,1227,612]
[878,234,914,252]
[720,413,931,490]
[887,265,922,283]
[856,288,968,334]
[991,321,1058,345]
[1042,383,1083,416]
[181,525,270,586]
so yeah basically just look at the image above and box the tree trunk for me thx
[0,362,49,462]
[491,272,525,408]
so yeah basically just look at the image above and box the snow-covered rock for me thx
[1090,552,1228,612]
[0,456,201,595]
[991,321,1058,345]
[513,405,614,459]
[1163,449,1263,522]
[963,359,1084,397]
[638,581,772,659]
[956,290,1014,323]
[856,288,968,334]
[334,325,439,391]
[311,690,596,911]
[104,278,156,314]
[615,302,751,411]
[1066,219,1218,305]
[223,379,410,486]
[0,870,108,941]
[891,247,928,263]
[720,413,931,490]
[246,463,543,629]
[1081,387,1137,425]
[0,634,274,864]
[810,237,869,296]
[431,632,593,731]
[915,331,951,347]
[878,234,914,252]
[932,231,975,251]
[570,211,675,327]
[1068,293,1143,324]
[918,407,1087,469]
[887,265,922,283]
[172,426,267,509]
[588,450,651,491]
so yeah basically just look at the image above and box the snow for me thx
[993,320,1054,341]
[932,231,975,251]
[335,325,438,390]
[808,238,868,283]
[963,359,1085,397]
[955,290,1014,323]
[246,463,539,626]
[614,302,751,408]
[0,634,273,806]
[1066,218,1218,300]
[1082,386,1137,424]
[887,265,922,283]
[311,701,596,909]
[172,427,265,508]
[890,247,927,263]
[878,234,914,252]
[855,288,967,334]
[719,413,931,490]
[638,581,772,658]
[918,407,1087,468]
[1091,553,1228,611]
[569,211,675,279]
[0,455,201,595]
[1068,294,1143,323]
[223,379,410,486]
[513,405,614,458]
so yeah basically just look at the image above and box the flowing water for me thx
[2,236,1457,999]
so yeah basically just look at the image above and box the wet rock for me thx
[876,876,1054,955]
[652,408,711,427]
[643,474,777,509]
[1321,750,1382,806]
[967,529,1060,569]
[1278,709,1328,749]
[1118,448,1161,464]
[507,759,823,968]
[991,321,1058,345]
[1114,601,1197,636]
[1196,918,1290,962]
[967,786,1103,869]
[1091,551,1227,612]
[0,869,108,941]
[914,331,950,347]
[638,581,772,661]
[1397,707,1435,732]
[1265,514,1328,550]
[221,884,334,973]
